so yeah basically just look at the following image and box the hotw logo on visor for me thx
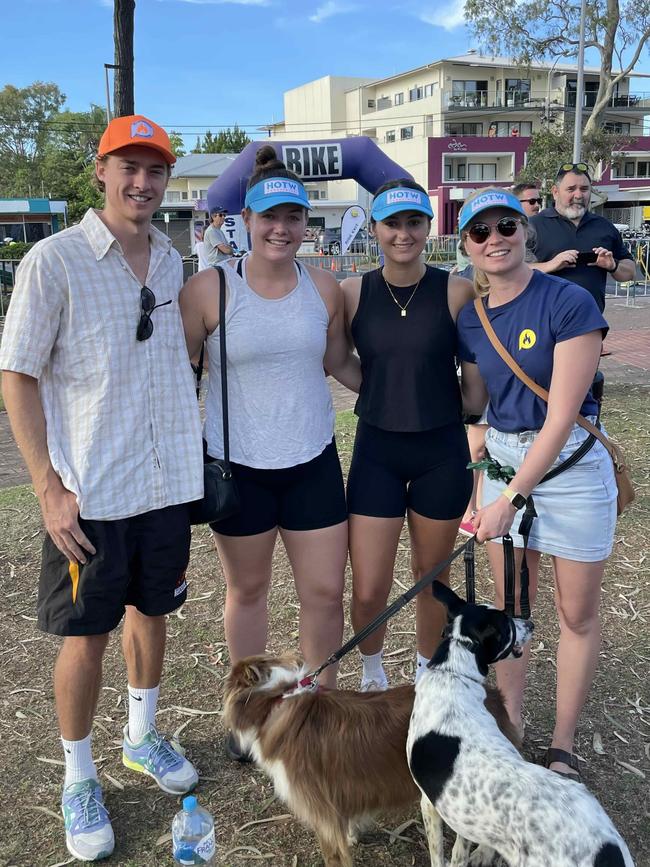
[263,179,301,197]
[386,190,424,205]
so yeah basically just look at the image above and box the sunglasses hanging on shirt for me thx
[137,285,172,342]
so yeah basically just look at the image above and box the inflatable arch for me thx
[206,137,412,215]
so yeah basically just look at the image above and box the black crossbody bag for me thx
[188,266,240,526]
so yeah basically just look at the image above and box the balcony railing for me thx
[444,89,650,112]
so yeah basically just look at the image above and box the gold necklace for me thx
[382,269,424,317]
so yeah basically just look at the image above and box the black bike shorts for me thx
[346,420,472,520]
[210,439,347,537]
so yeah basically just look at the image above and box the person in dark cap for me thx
[204,206,234,265]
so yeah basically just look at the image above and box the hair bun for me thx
[254,144,286,173]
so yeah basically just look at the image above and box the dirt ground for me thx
[0,387,648,867]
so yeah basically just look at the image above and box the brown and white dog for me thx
[223,652,521,867]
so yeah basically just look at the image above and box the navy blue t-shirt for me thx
[457,270,608,433]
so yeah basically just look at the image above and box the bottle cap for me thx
[182,795,197,812]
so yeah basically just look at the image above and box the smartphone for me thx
[576,250,598,265]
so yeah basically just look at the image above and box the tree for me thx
[113,0,135,116]
[168,131,186,158]
[0,82,66,196]
[191,126,252,154]
[464,0,650,136]
[514,125,631,193]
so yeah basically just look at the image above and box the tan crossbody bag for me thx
[474,298,635,516]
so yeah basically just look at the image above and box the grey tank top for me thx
[204,256,335,469]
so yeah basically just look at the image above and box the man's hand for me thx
[548,249,579,271]
[39,476,96,564]
[591,247,616,271]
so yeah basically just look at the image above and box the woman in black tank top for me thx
[341,179,474,691]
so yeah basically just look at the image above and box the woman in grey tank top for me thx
[180,148,359,758]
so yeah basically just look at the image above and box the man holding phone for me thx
[528,163,635,310]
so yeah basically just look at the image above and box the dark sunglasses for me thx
[466,217,523,245]
[557,162,590,179]
[519,197,542,206]
[137,286,172,342]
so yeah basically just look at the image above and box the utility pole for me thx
[104,63,119,125]
[113,0,135,117]
[573,0,587,161]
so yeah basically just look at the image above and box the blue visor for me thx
[458,190,526,231]
[244,177,310,212]
[371,187,434,221]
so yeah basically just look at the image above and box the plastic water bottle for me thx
[172,796,216,865]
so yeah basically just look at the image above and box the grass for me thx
[0,387,648,866]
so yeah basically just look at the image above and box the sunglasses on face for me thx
[520,197,542,206]
[466,217,523,245]
[137,285,172,342]
[557,162,590,179]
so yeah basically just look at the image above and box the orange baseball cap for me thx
[98,115,176,165]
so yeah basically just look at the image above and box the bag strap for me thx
[473,298,619,465]
[215,265,230,467]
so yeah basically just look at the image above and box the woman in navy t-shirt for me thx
[456,187,617,781]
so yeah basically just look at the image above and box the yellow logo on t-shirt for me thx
[518,329,537,350]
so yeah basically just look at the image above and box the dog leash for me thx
[299,536,477,689]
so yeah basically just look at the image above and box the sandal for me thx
[543,747,581,782]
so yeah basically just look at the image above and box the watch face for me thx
[513,493,527,509]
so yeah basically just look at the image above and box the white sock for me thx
[62,734,97,787]
[360,651,387,684]
[415,652,430,684]
[127,684,160,744]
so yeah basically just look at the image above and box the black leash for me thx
[306,536,476,684]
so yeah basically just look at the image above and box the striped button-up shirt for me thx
[0,209,203,520]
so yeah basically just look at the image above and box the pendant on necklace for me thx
[401,309,407,317]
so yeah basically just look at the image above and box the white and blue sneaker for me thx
[61,778,114,862]
[122,724,198,795]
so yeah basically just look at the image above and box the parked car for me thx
[315,228,368,255]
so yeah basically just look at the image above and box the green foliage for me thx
[191,125,251,154]
[168,131,186,157]
[0,241,33,259]
[464,0,650,134]
[515,126,632,192]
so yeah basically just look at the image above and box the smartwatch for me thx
[607,258,618,274]
[501,487,527,510]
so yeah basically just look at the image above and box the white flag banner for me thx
[340,205,366,254]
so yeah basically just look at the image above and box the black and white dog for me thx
[407,582,635,867]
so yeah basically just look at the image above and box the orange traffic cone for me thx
[350,262,357,273]
[331,259,337,271]
[319,248,324,257]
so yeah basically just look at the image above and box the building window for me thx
[637,161,649,178]
[444,122,484,136]
[394,92,404,106]
[505,79,531,106]
[468,163,497,181]
[451,80,488,107]
[424,83,438,97]
[409,86,423,102]
[165,191,181,203]
[492,121,532,137]
[624,161,635,177]
[200,189,208,198]
[367,99,376,109]
[181,191,188,200]
[400,126,414,140]
[385,130,396,143]
[191,189,198,199]
[604,122,631,134]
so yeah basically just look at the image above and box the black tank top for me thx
[351,266,462,432]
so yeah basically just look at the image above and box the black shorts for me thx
[346,420,472,520]
[210,439,347,537]
[37,504,191,636]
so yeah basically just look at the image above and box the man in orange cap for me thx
[0,115,203,861]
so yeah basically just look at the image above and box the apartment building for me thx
[265,52,650,234]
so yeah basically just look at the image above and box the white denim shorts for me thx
[480,419,617,562]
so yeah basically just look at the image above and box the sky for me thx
[3,0,650,150]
